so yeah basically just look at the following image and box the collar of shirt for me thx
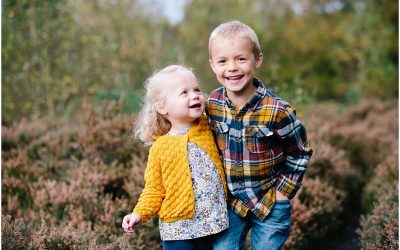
[223,78,267,112]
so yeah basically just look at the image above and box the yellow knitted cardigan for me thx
[133,115,227,223]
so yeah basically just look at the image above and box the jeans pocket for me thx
[270,200,291,225]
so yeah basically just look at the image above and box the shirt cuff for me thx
[274,174,300,199]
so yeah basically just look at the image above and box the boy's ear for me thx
[209,59,217,73]
[255,52,263,68]
[154,102,167,115]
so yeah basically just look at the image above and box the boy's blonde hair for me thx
[208,20,261,57]
[134,65,195,145]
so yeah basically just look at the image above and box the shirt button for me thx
[235,137,241,142]
[244,199,249,203]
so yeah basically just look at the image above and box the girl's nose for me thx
[191,91,201,99]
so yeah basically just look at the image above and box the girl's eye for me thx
[180,91,187,95]
[194,88,201,93]
[239,57,247,61]
[217,60,226,64]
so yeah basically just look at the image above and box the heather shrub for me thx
[329,100,398,178]
[2,118,52,152]
[1,103,161,249]
[358,149,398,249]
[358,187,398,250]
[307,99,397,207]
[293,99,398,249]
[305,104,362,221]
[362,152,398,212]
[79,101,147,166]
[283,177,345,250]
[1,215,28,250]
[2,99,397,249]
[305,103,358,191]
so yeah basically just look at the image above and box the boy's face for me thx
[209,36,263,97]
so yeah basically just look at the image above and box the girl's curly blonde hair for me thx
[134,64,195,145]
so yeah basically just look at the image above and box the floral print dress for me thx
[159,126,229,241]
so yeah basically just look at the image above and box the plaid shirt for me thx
[206,78,312,220]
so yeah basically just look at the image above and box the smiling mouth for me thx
[189,103,202,108]
[226,75,243,80]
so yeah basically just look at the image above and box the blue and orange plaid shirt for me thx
[206,78,312,220]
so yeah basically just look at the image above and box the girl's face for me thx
[156,72,205,131]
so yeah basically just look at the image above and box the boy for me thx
[206,20,313,250]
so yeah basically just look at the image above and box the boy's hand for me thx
[122,213,142,235]
[276,190,289,200]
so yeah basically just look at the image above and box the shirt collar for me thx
[223,78,267,112]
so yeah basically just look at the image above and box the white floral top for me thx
[159,126,229,241]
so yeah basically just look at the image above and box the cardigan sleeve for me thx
[133,146,165,223]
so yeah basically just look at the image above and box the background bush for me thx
[2,99,398,249]
[2,0,398,249]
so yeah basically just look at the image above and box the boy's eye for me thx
[217,60,226,64]
[239,57,247,61]
[180,90,187,95]
[194,88,201,93]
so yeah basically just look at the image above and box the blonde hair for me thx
[208,20,261,57]
[134,64,195,145]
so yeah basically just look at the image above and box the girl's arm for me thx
[132,147,166,223]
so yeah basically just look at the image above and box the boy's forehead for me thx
[210,36,254,53]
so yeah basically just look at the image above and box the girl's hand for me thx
[122,213,142,235]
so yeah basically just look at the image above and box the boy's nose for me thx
[227,61,237,71]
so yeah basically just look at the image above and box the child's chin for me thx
[193,112,204,119]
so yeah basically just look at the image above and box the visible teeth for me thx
[228,76,242,80]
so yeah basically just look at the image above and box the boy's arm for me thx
[133,147,165,223]
[274,105,313,200]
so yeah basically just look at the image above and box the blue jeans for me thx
[213,199,291,250]
[162,234,214,250]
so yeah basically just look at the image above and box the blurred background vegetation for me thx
[2,0,398,124]
[2,1,398,249]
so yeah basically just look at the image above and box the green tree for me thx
[2,0,74,122]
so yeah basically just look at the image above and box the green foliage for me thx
[2,0,398,123]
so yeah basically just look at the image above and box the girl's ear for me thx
[154,102,167,115]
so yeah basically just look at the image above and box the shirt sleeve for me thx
[133,147,165,223]
[274,105,313,199]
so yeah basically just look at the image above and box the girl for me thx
[122,65,228,250]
